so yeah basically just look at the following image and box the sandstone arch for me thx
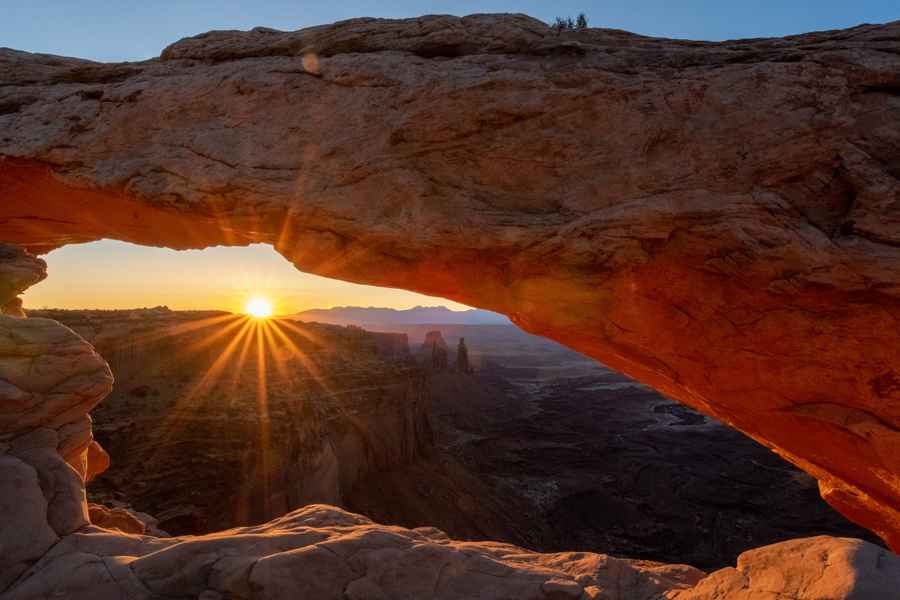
[2,11,900,562]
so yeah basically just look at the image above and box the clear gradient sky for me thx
[7,2,898,313]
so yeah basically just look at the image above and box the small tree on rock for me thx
[553,13,589,33]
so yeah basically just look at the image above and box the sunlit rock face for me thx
[2,12,900,597]
[672,536,900,600]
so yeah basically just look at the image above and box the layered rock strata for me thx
[0,313,112,590]
[1,261,897,599]
[0,244,45,317]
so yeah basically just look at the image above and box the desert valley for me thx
[56,305,880,572]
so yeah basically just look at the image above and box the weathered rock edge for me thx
[2,14,900,547]
[6,503,899,600]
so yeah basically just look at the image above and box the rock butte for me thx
[1,12,900,598]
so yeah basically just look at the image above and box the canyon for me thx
[4,300,898,598]
[2,12,900,598]
[30,307,876,570]
[30,307,428,535]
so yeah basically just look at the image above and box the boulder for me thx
[0,455,58,591]
[675,536,900,599]
[85,439,110,482]
[0,316,113,435]
[87,504,146,535]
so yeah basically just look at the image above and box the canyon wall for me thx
[30,308,429,534]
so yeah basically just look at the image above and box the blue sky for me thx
[7,1,898,311]
[3,1,898,62]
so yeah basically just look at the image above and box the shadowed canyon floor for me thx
[418,346,886,569]
[42,308,881,571]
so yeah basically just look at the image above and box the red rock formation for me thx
[456,337,473,373]
[423,330,450,370]
[2,13,900,597]
[0,313,112,589]
[0,244,45,317]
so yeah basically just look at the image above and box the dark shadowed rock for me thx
[422,330,450,370]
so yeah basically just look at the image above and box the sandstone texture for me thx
[2,14,900,546]
[674,536,900,599]
[0,244,45,317]
[86,503,151,535]
[0,314,112,590]
[4,502,897,600]
[4,504,706,600]
[0,315,112,436]
[0,275,897,596]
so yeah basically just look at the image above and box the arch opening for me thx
[12,240,884,569]
[4,157,899,554]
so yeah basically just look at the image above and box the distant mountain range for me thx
[290,305,512,326]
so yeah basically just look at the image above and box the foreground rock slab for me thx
[6,504,899,600]
[675,536,900,600]
[2,14,900,546]
[8,504,697,599]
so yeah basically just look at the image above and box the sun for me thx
[245,297,273,319]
